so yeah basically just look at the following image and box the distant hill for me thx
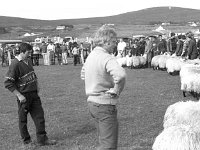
[0,7,200,26]
[0,16,52,27]
[1,7,200,40]
[54,7,200,25]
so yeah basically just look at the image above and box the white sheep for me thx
[138,56,146,67]
[151,55,160,70]
[151,53,170,70]
[132,56,140,68]
[116,57,127,67]
[163,100,200,130]
[126,55,133,68]
[166,56,185,75]
[152,125,200,150]
[180,63,200,98]
[158,55,171,70]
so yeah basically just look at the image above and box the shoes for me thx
[37,139,57,146]
[20,142,36,150]
[23,139,32,145]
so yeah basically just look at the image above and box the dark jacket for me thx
[4,57,38,93]
[187,38,198,60]
[175,39,184,56]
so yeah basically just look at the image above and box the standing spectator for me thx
[138,37,146,56]
[157,34,167,55]
[131,43,139,56]
[79,43,85,64]
[40,41,48,65]
[144,36,156,68]
[47,42,55,65]
[55,43,62,65]
[4,43,56,148]
[81,25,126,150]
[167,32,178,55]
[72,44,79,66]
[61,43,68,65]
[181,35,190,58]
[186,32,198,60]
[196,35,200,58]
[175,35,185,56]
[117,38,126,57]
[1,44,7,67]
[32,44,40,66]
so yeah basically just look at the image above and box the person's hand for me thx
[105,89,119,98]
[17,94,26,103]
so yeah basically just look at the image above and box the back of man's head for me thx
[93,25,117,47]
[19,43,32,53]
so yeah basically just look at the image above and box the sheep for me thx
[180,63,200,99]
[163,100,200,129]
[116,57,127,67]
[166,56,185,75]
[153,100,200,150]
[132,56,140,68]
[151,55,160,70]
[126,55,133,68]
[152,125,200,150]
[158,55,171,70]
[138,56,146,68]
[151,53,170,70]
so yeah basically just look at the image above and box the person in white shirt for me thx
[47,42,55,65]
[81,25,126,150]
[72,44,79,66]
[117,38,126,57]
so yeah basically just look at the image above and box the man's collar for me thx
[15,55,23,61]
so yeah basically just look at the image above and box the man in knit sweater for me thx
[4,43,56,148]
[81,25,126,150]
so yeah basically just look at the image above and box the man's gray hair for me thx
[93,25,117,47]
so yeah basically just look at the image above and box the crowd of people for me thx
[116,31,200,68]
[0,40,92,67]
[1,31,200,69]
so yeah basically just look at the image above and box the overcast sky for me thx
[0,0,199,20]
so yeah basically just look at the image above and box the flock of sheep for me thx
[116,53,200,150]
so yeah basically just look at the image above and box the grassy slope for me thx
[1,7,200,27]
[0,59,192,150]
[0,7,200,40]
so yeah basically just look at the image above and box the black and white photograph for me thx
[1,0,200,149]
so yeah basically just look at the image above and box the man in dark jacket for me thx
[4,43,56,148]
[186,33,198,60]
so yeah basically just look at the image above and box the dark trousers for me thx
[88,102,118,150]
[73,54,78,66]
[33,54,40,66]
[17,91,47,144]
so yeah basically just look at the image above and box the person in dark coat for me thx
[186,32,198,60]
[144,36,156,68]
[4,43,56,148]
[175,35,185,56]
[167,32,178,55]
[157,34,167,55]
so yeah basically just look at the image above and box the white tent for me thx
[155,26,165,32]
[152,26,171,35]
[24,33,31,36]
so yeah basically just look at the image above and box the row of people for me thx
[116,32,200,68]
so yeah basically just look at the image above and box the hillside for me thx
[53,7,200,25]
[0,7,200,26]
[0,7,200,40]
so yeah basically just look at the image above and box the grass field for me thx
[0,58,192,150]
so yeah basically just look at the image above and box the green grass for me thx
[0,59,193,150]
